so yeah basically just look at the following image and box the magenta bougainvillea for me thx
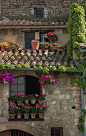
[0,73,15,84]
[39,75,57,86]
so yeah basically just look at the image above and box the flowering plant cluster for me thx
[63,42,67,48]
[39,42,50,49]
[9,105,16,114]
[36,103,48,113]
[44,32,58,43]
[31,40,39,43]
[15,94,23,102]
[9,41,17,45]
[0,73,15,84]
[39,75,57,86]
[0,42,9,48]
[7,96,17,102]
[38,94,46,100]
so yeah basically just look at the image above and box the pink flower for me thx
[40,107,42,110]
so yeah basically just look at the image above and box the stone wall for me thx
[0,70,82,136]
[0,28,69,47]
[1,0,81,19]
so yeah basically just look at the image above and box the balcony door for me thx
[25,33,35,49]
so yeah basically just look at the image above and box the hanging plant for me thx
[0,73,15,84]
[38,75,57,86]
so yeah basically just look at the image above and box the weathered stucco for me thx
[0,71,82,136]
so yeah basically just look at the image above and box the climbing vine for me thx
[67,3,86,60]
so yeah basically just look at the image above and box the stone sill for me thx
[8,118,44,121]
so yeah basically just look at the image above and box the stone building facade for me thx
[0,0,84,136]
[0,71,82,136]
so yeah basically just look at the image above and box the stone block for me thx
[3,110,9,117]
[13,29,23,35]
[54,29,63,34]
[59,94,64,99]
[58,34,69,41]
[3,35,16,42]
[65,94,70,99]
[54,90,60,94]
[75,111,81,118]
[74,98,81,104]
[0,98,2,106]
[0,117,7,122]
[8,29,13,35]
[50,101,56,105]
[17,36,24,42]
[0,109,2,114]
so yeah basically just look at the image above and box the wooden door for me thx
[0,130,11,136]
[25,33,35,49]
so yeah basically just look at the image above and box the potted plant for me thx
[8,105,16,119]
[0,73,15,84]
[9,41,17,48]
[39,75,57,86]
[28,94,38,104]
[7,96,17,106]
[22,105,31,119]
[38,94,46,104]
[44,32,58,48]
[39,42,50,49]
[30,106,37,119]
[23,96,31,105]
[36,104,48,119]
[16,107,22,119]
[0,42,9,51]
[16,94,23,106]
[31,40,39,49]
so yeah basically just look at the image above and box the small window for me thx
[40,33,44,42]
[25,33,35,49]
[34,8,44,19]
[51,127,63,136]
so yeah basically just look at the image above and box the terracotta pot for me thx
[24,100,29,105]
[17,101,22,106]
[38,100,43,105]
[10,114,15,119]
[31,42,39,49]
[1,46,5,51]
[9,101,15,106]
[24,114,29,119]
[31,113,36,119]
[39,113,44,119]
[17,113,21,119]
[52,46,57,50]
[31,99,36,104]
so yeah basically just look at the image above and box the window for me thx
[10,76,40,96]
[25,33,35,49]
[40,33,44,42]
[34,8,44,19]
[51,127,63,136]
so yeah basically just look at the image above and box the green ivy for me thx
[67,3,86,59]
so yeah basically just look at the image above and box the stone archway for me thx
[0,123,41,136]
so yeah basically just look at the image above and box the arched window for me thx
[10,76,40,96]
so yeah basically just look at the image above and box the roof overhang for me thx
[0,25,67,29]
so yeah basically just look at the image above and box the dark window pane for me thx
[51,128,54,133]
[18,77,24,84]
[18,85,24,91]
[11,85,17,91]
[51,133,54,136]
[34,8,43,19]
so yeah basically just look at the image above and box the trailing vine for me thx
[67,3,86,60]
[77,109,86,132]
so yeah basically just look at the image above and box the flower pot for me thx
[17,113,21,119]
[9,101,15,106]
[31,42,39,49]
[17,101,22,106]
[31,99,36,105]
[1,46,5,51]
[38,100,43,105]
[52,46,57,50]
[24,100,29,105]
[31,113,36,119]
[24,114,29,119]
[39,113,44,119]
[10,114,15,119]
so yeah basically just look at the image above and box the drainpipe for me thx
[81,69,85,136]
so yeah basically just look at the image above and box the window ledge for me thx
[8,118,44,121]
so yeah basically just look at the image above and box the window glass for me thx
[11,85,17,91]
[34,8,44,19]
[18,85,24,91]
[18,77,24,84]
